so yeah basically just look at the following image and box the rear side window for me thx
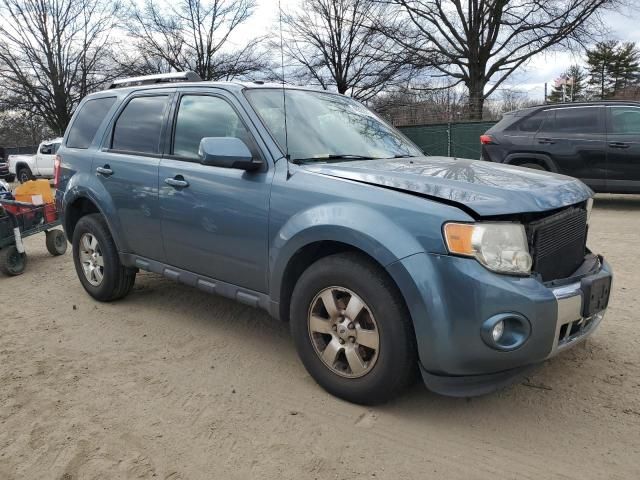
[517,112,545,132]
[543,107,602,134]
[112,96,168,154]
[66,97,117,149]
[609,107,640,134]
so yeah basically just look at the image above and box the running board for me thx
[120,253,278,316]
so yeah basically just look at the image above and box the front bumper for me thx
[387,252,612,397]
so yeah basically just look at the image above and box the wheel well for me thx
[66,197,100,239]
[278,241,406,323]
[15,162,31,172]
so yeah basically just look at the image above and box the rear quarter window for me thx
[66,97,117,149]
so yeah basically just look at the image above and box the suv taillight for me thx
[480,135,495,145]
[54,154,62,188]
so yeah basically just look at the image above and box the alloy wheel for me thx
[79,233,104,286]
[307,286,380,378]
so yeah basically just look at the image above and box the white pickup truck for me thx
[8,138,62,183]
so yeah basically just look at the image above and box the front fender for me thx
[61,172,129,252]
[268,202,425,302]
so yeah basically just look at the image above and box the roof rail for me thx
[108,71,202,89]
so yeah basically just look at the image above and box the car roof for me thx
[85,80,336,100]
[508,100,640,116]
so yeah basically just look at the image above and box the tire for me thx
[290,252,416,405]
[519,162,547,171]
[17,167,33,183]
[46,229,67,256]
[72,213,136,301]
[0,245,27,276]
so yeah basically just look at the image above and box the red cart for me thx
[0,199,67,276]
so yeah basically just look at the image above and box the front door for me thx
[159,91,272,293]
[93,92,173,261]
[606,105,640,192]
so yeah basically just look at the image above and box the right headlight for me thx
[443,222,532,275]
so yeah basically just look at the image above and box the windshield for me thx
[245,89,423,162]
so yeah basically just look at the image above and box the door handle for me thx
[609,142,630,149]
[96,165,113,176]
[537,138,555,145]
[164,176,189,188]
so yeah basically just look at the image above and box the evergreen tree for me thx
[549,65,588,102]
[587,41,640,99]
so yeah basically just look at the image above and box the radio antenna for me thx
[278,0,292,178]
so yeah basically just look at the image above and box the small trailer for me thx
[0,199,67,276]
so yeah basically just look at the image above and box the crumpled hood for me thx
[300,156,593,217]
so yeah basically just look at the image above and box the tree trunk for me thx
[466,77,485,120]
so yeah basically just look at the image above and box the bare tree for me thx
[280,0,412,101]
[0,0,122,135]
[381,0,618,119]
[125,0,266,80]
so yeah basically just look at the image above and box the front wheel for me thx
[72,214,136,301]
[290,252,417,405]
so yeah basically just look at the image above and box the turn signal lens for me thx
[443,223,475,256]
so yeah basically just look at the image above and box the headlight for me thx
[443,222,532,275]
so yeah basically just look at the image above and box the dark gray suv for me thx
[481,101,640,193]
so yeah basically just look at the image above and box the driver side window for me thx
[172,95,256,160]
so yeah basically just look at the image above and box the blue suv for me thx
[56,72,612,404]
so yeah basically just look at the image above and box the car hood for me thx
[300,156,593,217]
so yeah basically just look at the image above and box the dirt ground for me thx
[1,194,639,480]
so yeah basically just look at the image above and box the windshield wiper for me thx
[291,154,379,164]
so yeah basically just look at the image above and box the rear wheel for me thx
[46,229,67,256]
[290,252,416,405]
[0,245,27,276]
[519,162,547,171]
[72,214,136,301]
[17,167,33,183]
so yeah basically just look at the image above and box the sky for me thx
[231,0,640,101]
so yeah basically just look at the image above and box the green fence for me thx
[398,121,496,160]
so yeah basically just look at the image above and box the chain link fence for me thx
[398,121,496,160]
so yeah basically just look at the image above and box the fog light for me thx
[492,320,505,342]
[481,313,531,351]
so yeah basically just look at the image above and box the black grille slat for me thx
[527,207,587,281]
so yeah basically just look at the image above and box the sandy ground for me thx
[1,194,639,480]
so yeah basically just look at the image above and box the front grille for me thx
[527,207,588,282]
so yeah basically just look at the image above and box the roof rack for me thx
[108,71,202,89]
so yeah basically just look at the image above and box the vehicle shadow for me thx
[593,193,640,211]
[121,272,606,421]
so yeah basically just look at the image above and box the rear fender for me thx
[62,172,128,252]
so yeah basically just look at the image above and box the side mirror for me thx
[198,137,261,171]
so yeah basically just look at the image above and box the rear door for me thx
[92,90,174,261]
[534,106,607,190]
[606,105,640,192]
